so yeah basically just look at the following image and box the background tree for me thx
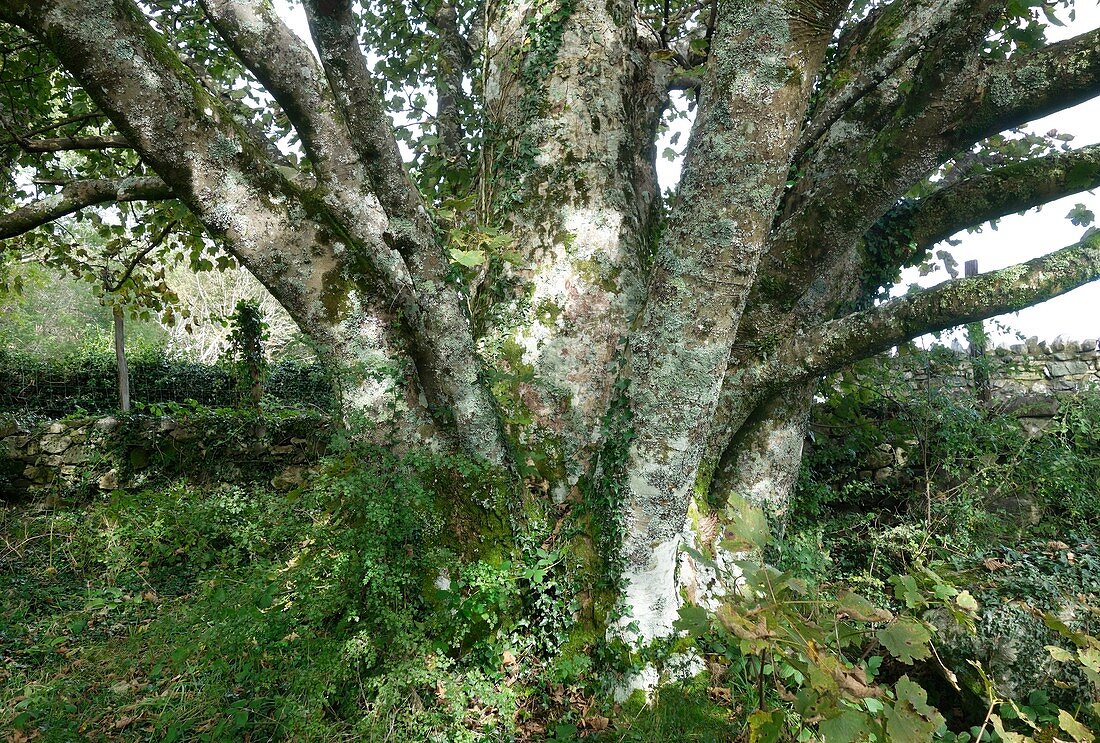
[3,0,1100,673]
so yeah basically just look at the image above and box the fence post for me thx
[964,260,991,403]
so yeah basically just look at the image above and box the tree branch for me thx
[877,143,1100,257]
[795,0,971,165]
[15,134,133,152]
[756,232,1100,387]
[104,218,178,293]
[963,26,1100,143]
[197,0,365,189]
[0,176,171,239]
[301,0,426,227]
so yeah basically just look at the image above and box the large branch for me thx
[753,232,1100,388]
[197,0,366,191]
[302,0,510,466]
[796,0,971,164]
[963,26,1100,142]
[16,134,133,153]
[0,176,171,239]
[0,0,354,349]
[876,143,1100,257]
[301,0,426,228]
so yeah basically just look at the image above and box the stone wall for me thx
[890,335,1099,430]
[0,413,330,500]
[820,336,1100,486]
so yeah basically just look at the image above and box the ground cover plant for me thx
[2,344,1098,741]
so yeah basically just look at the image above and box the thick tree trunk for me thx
[614,2,840,647]
[482,0,666,489]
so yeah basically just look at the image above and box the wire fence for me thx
[0,349,335,417]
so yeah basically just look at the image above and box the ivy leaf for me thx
[1059,710,1095,743]
[877,617,932,664]
[1068,203,1095,227]
[885,677,944,743]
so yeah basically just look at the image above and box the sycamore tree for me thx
[3,0,1100,656]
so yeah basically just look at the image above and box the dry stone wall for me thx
[0,413,330,499]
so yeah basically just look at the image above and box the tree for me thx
[3,0,1100,678]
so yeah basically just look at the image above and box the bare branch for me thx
[0,176,171,239]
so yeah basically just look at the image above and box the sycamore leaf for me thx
[748,709,785,743]
[889,574,924,609]
[991,714,1031,743]
[877,617,932,664]
[448,248,486,267]
[818,710,870,743]
[885,677,945,743]
[722,493,770,551]
[1059,710,1095,742]
[955,590,979,613]
[1047,645,1075,663]
[673,603,711,637]
[836,589,894,623]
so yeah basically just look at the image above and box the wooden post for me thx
[965,260,991,403]
[113,304,131,412]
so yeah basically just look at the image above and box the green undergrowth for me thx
[0,445,559,741]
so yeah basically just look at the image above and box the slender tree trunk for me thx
[113,304,131,412]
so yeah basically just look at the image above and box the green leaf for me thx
[448,248,486,267]
[819,710,870,743]
[885,677,945,743]
[748,709,785,743]
[1046,645,1074,663]
[836,589,894,623]
[889,574,924,609]
[877,617,932,664]
[955,591,979,613]
[673,603,711,637]
[722,493,770,551]
[1060,710,1096,742]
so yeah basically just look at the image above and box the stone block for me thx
[1081,339,1098,352]
[1048,360,1090,377]
[40,436,72,454]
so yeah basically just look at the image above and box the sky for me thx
[275,1,1099,345]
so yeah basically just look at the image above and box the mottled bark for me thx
[481,0,666,486]
[0,177,171,239]
[709,381,817,531]
[616,0,842,643]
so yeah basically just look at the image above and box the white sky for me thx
[275,1,1100,344]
